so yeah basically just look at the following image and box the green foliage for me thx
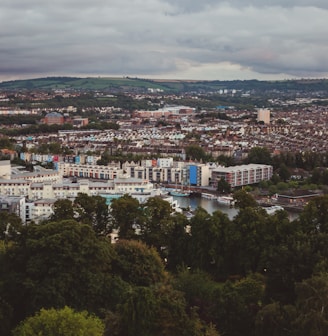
[165,212,191,272]
[233,189,258,209]
[74,193,110,235]
[293,273,328,336]
[51,193,110,235]
[217,177,231,194]
[174,268,219,323]
[217,154,236,167]
[0,220,114,323]
[298,195,328,234]
[255,302,296,336]
[0,295,13,336]
[231,207,268,275]
[185,144,207,161]
[0,137,15,150]
[140,196,174,255]
[3,175,328,335]
[189,208,232,276]
[246,147,272,165]
[112,240,167,286]
[275,151,328,171]
[110,194,143,239]
[0,212,23,241]
[13,306,104,336]
[32,142,65,155]
[51,199,74,222]
[120,287,157,336]
[278,163,291,182]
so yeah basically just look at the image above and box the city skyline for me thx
[1,1,328,82]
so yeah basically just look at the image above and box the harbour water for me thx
[173,196,299,221]
[173,196,238,219]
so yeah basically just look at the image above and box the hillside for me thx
[1,76,328,93]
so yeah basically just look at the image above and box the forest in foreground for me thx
[1,191,328,335]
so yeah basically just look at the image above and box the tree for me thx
[298,195,328,234]
[278,163,291,182]
[116,281,219,336]
[74,193,110,235]
[174,268,219,324]
[0,220,114,323]
[189,208,232,276]
[0,296,13,336]
[165,212,191,271]
[255,302,296,336]
[140,196,174,255]
[231,207,268,275]
[217,177,231,194]
[223,275,264,336]
[51,199,74,221]
[246,147,272,165]
[185,144,207,161]
[112,239,167,286]
[110,194,143,239]
[0,212,23,242]
[12,306,104,336]
[118,286,157,336]
[293,274,328,336]
[233,189,258,209]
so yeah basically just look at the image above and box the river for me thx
[173,196,299,221]
[173,196,238,219]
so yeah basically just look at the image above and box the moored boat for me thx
[217,195,235,206]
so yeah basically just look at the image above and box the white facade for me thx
[59,163,123,180]
[26,199,55,223]
[0,160,11,179]
[211,164,273,188]
[157,158,173,168]
[257,108,271,124]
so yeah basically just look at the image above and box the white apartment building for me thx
[157,157,174,168]
[211,164,273,188]
[59,163,123,180]
[26,199,55,223]
[257,108,271,124]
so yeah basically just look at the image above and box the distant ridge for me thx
[1,76,328,93]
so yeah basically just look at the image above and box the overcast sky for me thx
[1,0,328,81]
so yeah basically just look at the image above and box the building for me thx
[26,199,55,223]
[0,195,26,223]
[59,163,123,179]
[257,108,271,124]
[72,117,89,128]
[43,112,65,125]
[211,164,273,188]
[0,160,11,179]
[188,163,211,187]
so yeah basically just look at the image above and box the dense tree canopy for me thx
[246,146,272,165]
[0,220,114,324]
[13,306,105,336]
[2,192,328,335]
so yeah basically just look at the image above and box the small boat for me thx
[217,196,235,206]
[263,205,284,215]
[170,190,190,197]
[201,193,217,200]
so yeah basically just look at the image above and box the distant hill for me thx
[1,76,328,93]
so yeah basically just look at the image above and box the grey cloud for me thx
[1,0,328,80]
